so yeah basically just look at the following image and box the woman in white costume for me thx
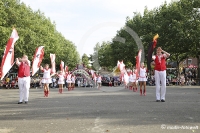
[66,72,72,91]
[40,64,52,97]
[128,71,134,90]
[57,71,65,94]
[123,72,129,89]
[71,74,76,90]
[138,62,147,96]
[97,74,102,89]
[93,73,97,87]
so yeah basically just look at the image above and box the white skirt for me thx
[42,78,52,84]
[58,80,64,84]
[67,80,72,83]
[71,79,75,83]
[138,77,147,82]
[129,79,136,82]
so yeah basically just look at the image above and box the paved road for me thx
[0,86,200,133]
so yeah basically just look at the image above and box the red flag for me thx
[50,53,56,73]
[136,49,142,78]
[60,60,64,72]
[1,29,19,80]
[0,67,1,78]
[147,34,159,72]
[32,46,44,76]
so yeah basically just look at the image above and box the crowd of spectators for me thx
[0,68,199,89]
[146,68,198,86]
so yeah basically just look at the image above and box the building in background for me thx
[180,57,198,68]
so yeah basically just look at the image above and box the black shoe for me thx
[25,101,28,104]
[161,99,165,102]
[18,102,23,104]
[156,100,160,102]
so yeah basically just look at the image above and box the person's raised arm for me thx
[162,49,170,58]
[40,66,44,71]
[26,60,31,66]
[20,58,30,66]
[16,58,21,66]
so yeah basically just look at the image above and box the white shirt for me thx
[71,76,75,82]
[129,74,134,82]
[58,74,64,82]
[67,74,71,81]
[132,73,136,80]
[43,69,51,79]
[139,67,146,78]
[97,76,101,82]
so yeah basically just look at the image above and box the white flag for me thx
[1,29,19,80]
[50,53,56,73]
[32,46,44,76]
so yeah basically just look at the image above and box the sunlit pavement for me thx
[0,86,199,133]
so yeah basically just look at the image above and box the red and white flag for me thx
[65,65,68,73]
[136,49,142,78]
[60,60,64,72]
[32,46,44,76]
[50,53,56,73]
[0,29,19,80]
[117,60,125,73]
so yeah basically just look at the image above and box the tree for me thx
[179,0,200,78]
[82,53,90,68]
[0,0,80,72]
[91,0,200,77]
[97,41,114,70]
[90,43,101,71]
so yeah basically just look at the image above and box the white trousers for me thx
[155,70,166,100]
[18,77,30,102]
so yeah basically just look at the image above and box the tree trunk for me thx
[197,56,200,85]
[177,61,180,78]
[197,56,200,77]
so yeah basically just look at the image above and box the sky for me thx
[20,0,173,57]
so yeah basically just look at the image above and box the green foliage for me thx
[90,43,101,71]
[91,0,200,72]
[98,41,113,67]
[0,0,80,70]
[82,53,90,68]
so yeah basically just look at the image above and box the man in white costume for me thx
[16,55,31,104]
[152,47,170,102]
